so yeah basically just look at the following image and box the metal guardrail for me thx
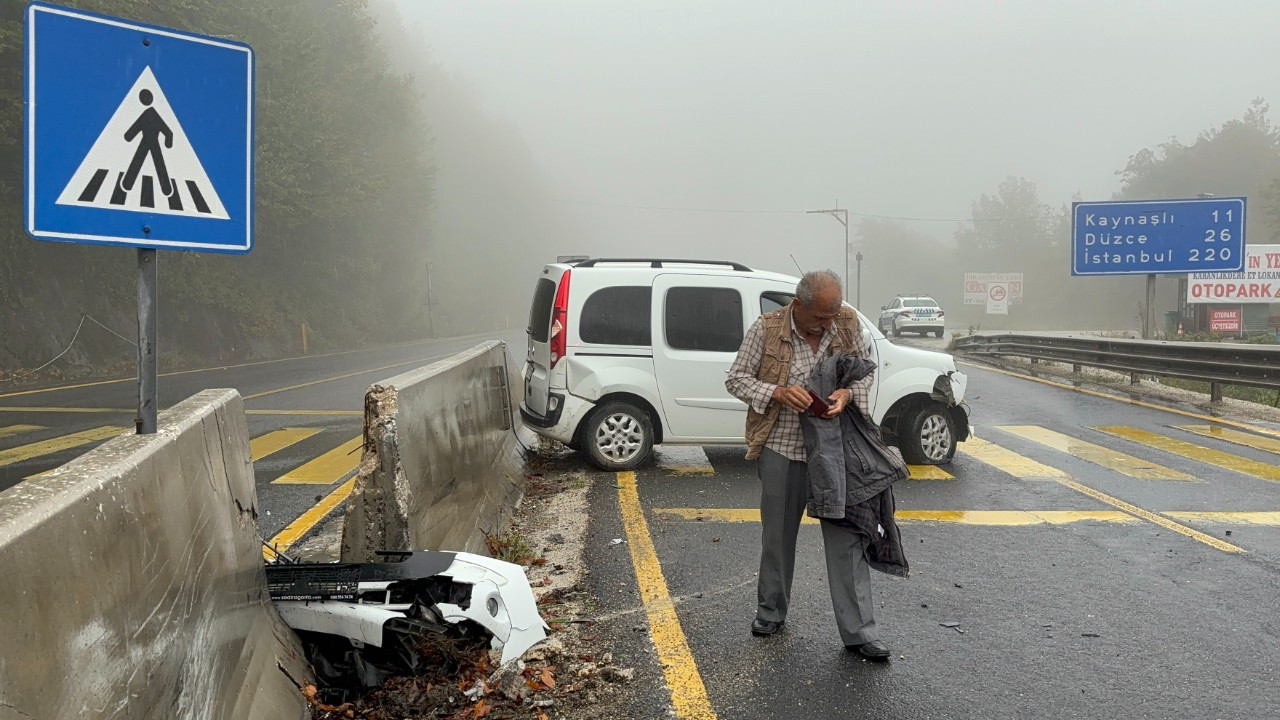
[952,333,1280,397]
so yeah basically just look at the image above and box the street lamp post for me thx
[855,251,863,310]
[807,207,850,304]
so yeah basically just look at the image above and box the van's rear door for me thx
[523,268,561,418]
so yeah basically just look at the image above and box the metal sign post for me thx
[25,3,254,433]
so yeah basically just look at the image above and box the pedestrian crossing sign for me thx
[24,3,254,253]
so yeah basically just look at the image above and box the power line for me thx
[549,196,1063,223]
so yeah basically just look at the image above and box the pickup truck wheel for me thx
[583,401,654,471]
[899,401,956,464]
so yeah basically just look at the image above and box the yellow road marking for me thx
[0,424,44,439]
[0,406,131,413]
[0,407,362,416]
[1176,425,1280,455]
[908,464,953,480]
[959,437,1067,478]
[616,472,716,720]
[1165,512,1280,525]
[958,360,1280,440]
[271,436,363,484]
[250,428,323,462]
[243,356,445,400]
[0,426,124,467]
[1055,478,1245,553]
[999,425,1194,481]
[1095,426,1280,484]
[654,507,1137,525]
[263,478,356,560]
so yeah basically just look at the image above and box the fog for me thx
[378,0,1280,332]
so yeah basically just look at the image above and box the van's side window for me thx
[665,287,744,352]
[761,292,794,314]
[580,287,652,345]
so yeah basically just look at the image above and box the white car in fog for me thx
[879,295,945,338]
[519,258,970,471]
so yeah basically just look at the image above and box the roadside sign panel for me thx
[1071,197,1245,276]
[986,282,1009,315]
[25,2,254,252]
[1187,244,1280,304]
[964,272,1023,305]
[1209,308,1241,333]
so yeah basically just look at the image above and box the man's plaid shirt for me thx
[727,316,874,462]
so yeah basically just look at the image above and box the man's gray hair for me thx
[796,270,842,308]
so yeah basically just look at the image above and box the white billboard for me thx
[964,273,1023,305]
[1186,244,1280,304]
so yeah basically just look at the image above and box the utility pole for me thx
[425,260,436,338]
[806,207,850,304]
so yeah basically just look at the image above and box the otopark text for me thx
[1071,198,1245,276]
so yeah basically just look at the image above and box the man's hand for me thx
[823,388,853,418]
[771,385,811,412]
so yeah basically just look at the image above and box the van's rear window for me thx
[528,278,556,342]
[581,287,652,345]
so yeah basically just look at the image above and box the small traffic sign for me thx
[1071,197,1245,276]
[25,2,254,253]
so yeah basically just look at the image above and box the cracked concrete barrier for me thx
[0,389,311,720]
[342,341,527,562]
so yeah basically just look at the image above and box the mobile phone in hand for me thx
[806,390,831,416]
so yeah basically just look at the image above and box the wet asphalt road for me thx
[582,358,1280,720]
[0,330,523,537]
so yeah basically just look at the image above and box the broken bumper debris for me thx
[267,550,549,689]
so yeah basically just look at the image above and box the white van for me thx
[519,259,970,471]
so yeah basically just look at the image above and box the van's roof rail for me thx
[572,258,753,272]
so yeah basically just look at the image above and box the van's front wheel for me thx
[898,401,956,464]
[583,401,654,471]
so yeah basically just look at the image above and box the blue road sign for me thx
[1071,197,1245,276]
[24,2,254,253]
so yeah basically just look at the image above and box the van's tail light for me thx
[550,270,571,368]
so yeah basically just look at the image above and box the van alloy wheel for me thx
[918,413,953,462]
[582,401,655,471]
[596,412,644,463]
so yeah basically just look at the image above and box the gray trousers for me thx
[756,448,878,645]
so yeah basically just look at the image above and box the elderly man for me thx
[725,270,891,661]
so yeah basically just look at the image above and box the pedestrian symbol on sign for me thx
[55,67,229,219]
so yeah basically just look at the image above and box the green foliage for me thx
[0,0,435,367]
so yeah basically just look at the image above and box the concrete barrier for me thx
[0,389,311,720]
[341,341,526,561]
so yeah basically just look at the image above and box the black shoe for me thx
[846,640,891,661]
[751,618,784,636]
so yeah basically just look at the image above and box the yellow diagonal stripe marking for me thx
[654,507,1137,526]
[1055,477,1245,553]
[999,426,1194,481]
[271,436,363,484]
[960,437,1067,478]
[1176,425,1280,456]
[617,472,716,720]
[250,427,323,462]
[0,426,124,467]
[1095,426,1280,484]
[1165,512,1280,525]
[908,464,953,480]
[0,424,45,439]
[264,478,356,560]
